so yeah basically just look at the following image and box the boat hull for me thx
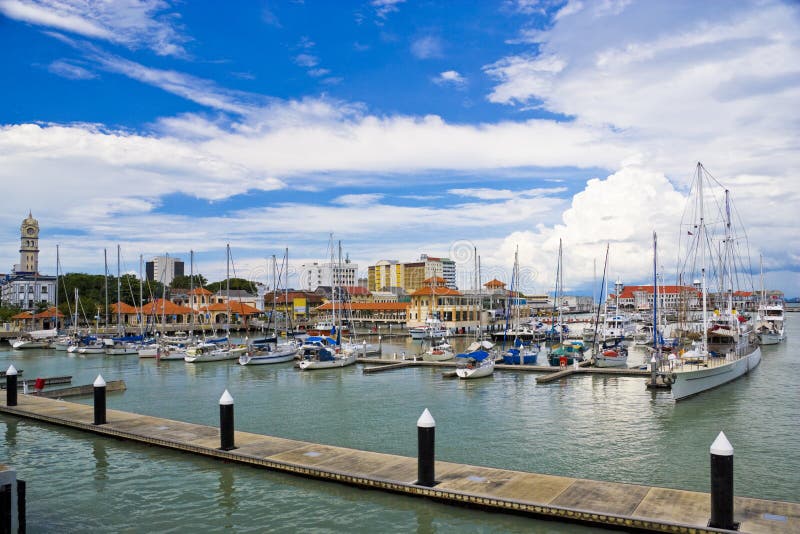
[502,354,537,365]
[297,353,357,370]
[593,355,628,368]
[758,332,785,345]
[239,348,297,365]
[456,361,494,379]
[11,340,50,349]
[670,348,761,401]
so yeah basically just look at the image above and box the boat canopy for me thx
[305,335,339,345]
[456,350,491,361]
[111,335,145,343]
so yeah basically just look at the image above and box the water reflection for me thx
[218,466,235,526]
[93,439,108,484]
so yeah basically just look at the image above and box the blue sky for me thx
[1,0,798,295]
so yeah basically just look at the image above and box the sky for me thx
[1,0,798,296]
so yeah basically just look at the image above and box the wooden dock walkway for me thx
[1,395,796,533]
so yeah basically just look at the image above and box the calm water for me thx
[1,317,798,532]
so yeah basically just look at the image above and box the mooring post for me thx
[6,365,18,406]
[709,431,737,530]
[93,375,107,425]
[650,355,657,385]
[219,389,236,451]
[416,408,436,486]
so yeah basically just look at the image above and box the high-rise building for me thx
[301,257,358,291]
[145,256,185,286]
[367,254,457,292]
[1,212,56,310]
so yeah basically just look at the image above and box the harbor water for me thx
[1,316,798,532]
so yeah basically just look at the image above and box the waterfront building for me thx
[0,212,57,312]
[615,285,701,312]
[367,254,457,293]
[301,257,358,291]
[145,255,185,286]
[9,307,62,331]
[407,277,481,332]
[315,301,408,326]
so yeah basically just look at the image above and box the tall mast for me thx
[653,232,660,352]
[161,253,168,334]
[226,244,231,336]
[272,254,278,336]
[117,244,122,335]
[139,254,143,336]
[74,287,79,336]
[698,163,708,354]
[284,248,290,337]
[724,189,733,319]
[189,250,195,334]
[104,248,109,328]
[55,244,59,330]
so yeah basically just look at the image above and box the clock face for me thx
[26,227,34,235]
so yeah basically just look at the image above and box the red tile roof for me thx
[202,302,261,315]
[342,285,371,296]
[141,299,194,315]
[110,302,139,314]
[189,287,214,295]
[484,279,506,288]
[317,302,408,311]
[33,307,64,318]
[12,311,33,320]
[411,286,461,297]
[617,285,700,299]
[422,276,447,285]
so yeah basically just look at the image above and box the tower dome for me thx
[21,211,39,231]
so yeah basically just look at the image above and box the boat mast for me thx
[161,253,168,335]
[698,163,708,354]
[272,254,278,337]
[73,287,79,336]
[189,250,195,336]
[284,248,291,339]
[139,254,143,337]
[55,244,59,330]
[117,244,122,335]
[653,232,660,353]
[226,244,231,338]
[104,248,109,328]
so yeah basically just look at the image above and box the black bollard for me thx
[6,365,18,407]
[416,408,436,486]
[219,390,236,451]
[93,375,107,425]
[709,431,737,530]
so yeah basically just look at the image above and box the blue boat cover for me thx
[455,350,490,361]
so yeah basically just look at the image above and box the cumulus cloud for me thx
[372,0,405,19]
[0,0,188,56]
[433,70,466,88]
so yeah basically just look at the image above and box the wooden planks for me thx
[2,394,798,533]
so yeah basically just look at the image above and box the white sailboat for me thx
[297,238,357,370]
[501,246,539,365]
[668,163,761,400]
[593,244,629,368]
[456,350,495,379]
[240,250,299,366]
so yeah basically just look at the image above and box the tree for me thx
[170,274,207,289]
[206,277,257,293]
[0,305,22,323]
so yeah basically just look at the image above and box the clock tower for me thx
[19,211,40,274]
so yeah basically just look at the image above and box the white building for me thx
[146,255,185,286]
[301,258,358,291]
[0,213,57,311]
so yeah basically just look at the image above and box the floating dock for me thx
[1,394,796,533]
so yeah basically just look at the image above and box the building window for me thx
[41,286,48,294]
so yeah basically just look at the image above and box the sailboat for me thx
[502,246,538,365]
[240,250,298,366]
[592,244,628,368]
[667,163,761,400]
[548,239,586,366]
[297,238,357,370]
[185,245,247,363]
[755,256,786,345]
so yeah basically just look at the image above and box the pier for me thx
[1,394,796,533]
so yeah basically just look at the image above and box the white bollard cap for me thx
[93,374,106,387]
[220,389,234,405]
[417,408,435,428]
[650,356,657,363]
[710,431,733,456]
[6,364,17,376]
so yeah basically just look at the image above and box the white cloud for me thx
[433,70,466,87]
[411,35,444,59]
[294,53,318,68]
[47,58,96,79]
[372,0,405,19]
[0,0,187,56]
[449,187,567,200]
